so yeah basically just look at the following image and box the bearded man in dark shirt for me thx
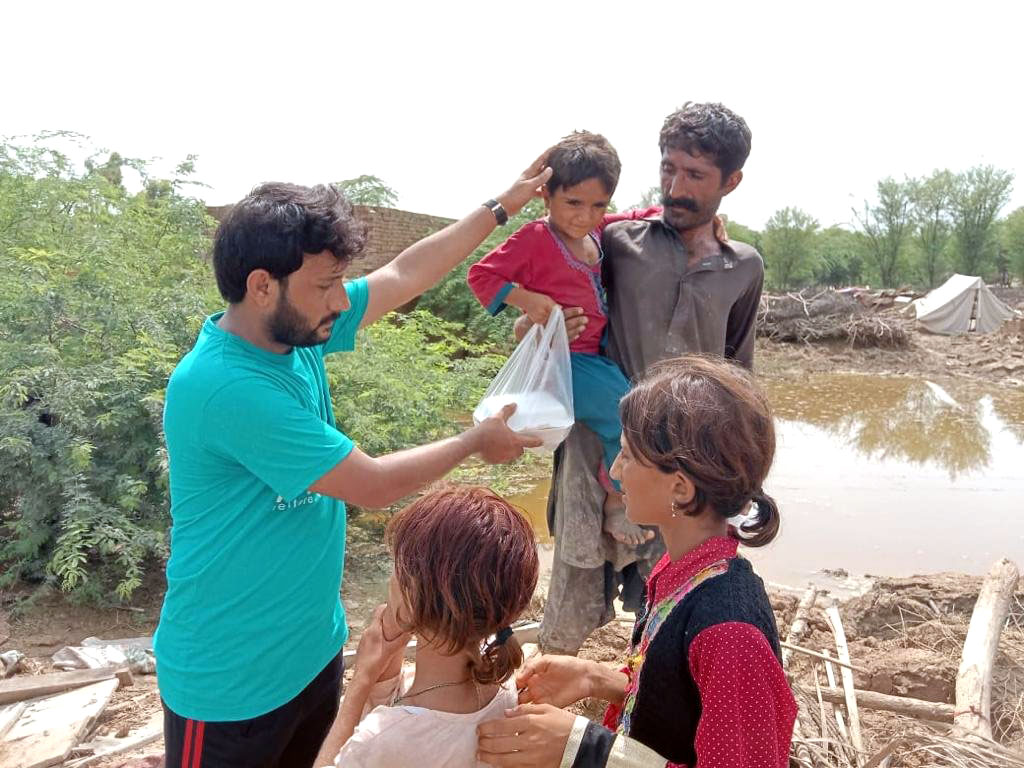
[536,102,764,654]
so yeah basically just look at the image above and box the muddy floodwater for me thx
[510,374,1024,590]
[345,374,1024,629]
[746,374,1024,588]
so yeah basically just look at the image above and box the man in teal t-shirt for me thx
[157,156,552,768]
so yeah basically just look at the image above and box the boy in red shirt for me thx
[468,132,654,548]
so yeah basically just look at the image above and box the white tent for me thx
[912,274,1014,335]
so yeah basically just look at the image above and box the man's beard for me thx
[268,290,338,348]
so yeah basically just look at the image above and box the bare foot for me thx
[603,500,654,548]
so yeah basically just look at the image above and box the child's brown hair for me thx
[619,356,780,546]
[545,131,621,197]
[386,486,539,685]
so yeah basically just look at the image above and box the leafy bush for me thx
[418,199,546,349]
[0,134,218,599]
[327,311,503,456]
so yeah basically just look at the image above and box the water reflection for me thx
[747,374,1024,586]
[762,375,1020,478]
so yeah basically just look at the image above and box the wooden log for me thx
[0,666,130,706]
[826,601,864,761]
[953,557,1019,740]
[783,586,820,669]
[806,686,955,724]
[782,641,867,674]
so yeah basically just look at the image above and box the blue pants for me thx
[570,353,630,492]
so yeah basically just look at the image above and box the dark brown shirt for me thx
[547,215,764,570]
[602,214,764,378]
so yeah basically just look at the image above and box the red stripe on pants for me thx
[181,720,193,768]
[191,720,205,767]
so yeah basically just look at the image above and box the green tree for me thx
[910,169,954,288]
[724,220,762,253]
[337,174,399,207]
[0,134,218,599]
[813,226,866,287]
[327,312,502,456]
[853,178,914,288]
[418,198,547,348]
[762,207,819,290]
[950,165,1013,276]
[1002,206,1024,283]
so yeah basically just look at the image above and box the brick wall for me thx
[205,204,455,278]
[347,205,455,277]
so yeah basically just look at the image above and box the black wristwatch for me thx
[482,199,508,226]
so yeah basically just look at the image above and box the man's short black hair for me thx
[213,182,367,303]
[659,102,752,180]
[545,131,621,197]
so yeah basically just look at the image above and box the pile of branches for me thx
[785,561,1024,768]
[758,290,912,348]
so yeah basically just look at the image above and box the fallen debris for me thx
[0,678,117,768]
[758,290,912,347]
[0,666,132,707]
[0,652,24,680]
[65,710,162,768]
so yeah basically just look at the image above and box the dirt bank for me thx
[757,314,1024,386]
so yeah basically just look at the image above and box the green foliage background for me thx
[0,135,510,602]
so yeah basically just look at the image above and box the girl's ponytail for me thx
[739,489,780,548]
[470,629,523,686]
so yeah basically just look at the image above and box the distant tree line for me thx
[640,167,1021,291]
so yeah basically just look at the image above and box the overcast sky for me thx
[5,0,1022,230]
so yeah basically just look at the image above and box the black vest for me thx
[626,557,783,766]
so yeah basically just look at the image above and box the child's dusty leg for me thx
[599,468,654,549]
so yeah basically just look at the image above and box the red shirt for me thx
[604,537,796,768]
[467,209,659,355]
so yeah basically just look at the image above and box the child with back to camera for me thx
[315,485,539,768]
[477,356,797,768]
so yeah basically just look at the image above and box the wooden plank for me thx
[0,703,26,741]
[0,667,130,706]
[826,601,864,761]
[0,678,118,768]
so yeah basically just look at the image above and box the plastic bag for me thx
[473,308,574,452]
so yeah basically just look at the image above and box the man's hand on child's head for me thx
[497,148,554,216]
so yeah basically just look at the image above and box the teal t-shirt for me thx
[154,277,369,721]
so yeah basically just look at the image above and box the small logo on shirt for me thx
[273,492,322,511]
